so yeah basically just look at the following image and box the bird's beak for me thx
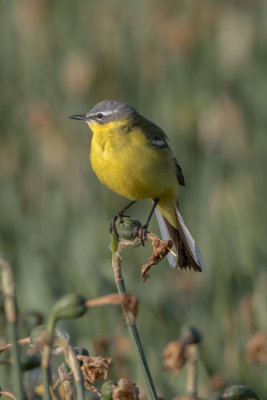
[68,113,86,121]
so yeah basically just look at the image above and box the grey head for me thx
[69,100,137,124]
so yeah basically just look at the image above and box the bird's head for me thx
[69,100,137,132]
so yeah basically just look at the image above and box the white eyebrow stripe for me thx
[99,110,115,116]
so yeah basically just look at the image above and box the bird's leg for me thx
[110,200,136,239]
[139,198,159,245]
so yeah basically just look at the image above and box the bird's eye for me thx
[97,113,103,119]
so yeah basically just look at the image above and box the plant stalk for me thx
[0,257,25,400]
[111,234,158,400]
[41,345,52,400]
[186,344,199,397]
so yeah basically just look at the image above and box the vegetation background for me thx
[0,0,266,398]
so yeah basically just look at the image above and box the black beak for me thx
[68,113,86,121]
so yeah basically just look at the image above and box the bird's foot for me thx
[138,224,148,246]
[109,212,130,240]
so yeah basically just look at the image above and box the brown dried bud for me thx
[245,331,267,364]
[209,373,227,391]
[163,340,188,374]
[141,235,173,282]
[112,378,139,400]
[79,355,112,395]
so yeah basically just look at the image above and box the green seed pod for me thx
[73,346,89,357]
[181,325,202,344]
[223,385,263,400]
[21,354,41,371]
[115,217,142,240]
[30,325,70,345]
[30,325,47,344]
[51,293,87,322]
[73,346,90,366]
[101,380,116,400]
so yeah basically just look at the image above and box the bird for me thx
[69,100,205,272]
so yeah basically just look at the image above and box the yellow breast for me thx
[89,119,178,201]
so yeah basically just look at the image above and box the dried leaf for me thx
[141,235,173,282]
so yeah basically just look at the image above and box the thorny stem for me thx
[111,234,158,400]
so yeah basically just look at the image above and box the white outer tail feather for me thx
[155,205,205,271]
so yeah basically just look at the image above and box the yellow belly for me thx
[90,124,178,201]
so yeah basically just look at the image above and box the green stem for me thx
[75,380,85,400]
[111,234,158,400]
[41,361,52,400]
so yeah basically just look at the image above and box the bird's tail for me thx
[155,202,205,272]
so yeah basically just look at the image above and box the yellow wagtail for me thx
[69,100,205,272]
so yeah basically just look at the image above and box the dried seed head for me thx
[112,378,139,400]
[209,373,227,392]
[79,355,112,394]
[245,331,267,364]
[141,235,173,282]
[122,292,139,323]
[163,340,188,374]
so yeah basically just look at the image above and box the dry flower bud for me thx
[209,373,227,391]
[163,340,188,374]
[112,378,139,400]
[122,292,139,323]
[245,331,267,364]
[141,235,173,282]
[79,355,112,395]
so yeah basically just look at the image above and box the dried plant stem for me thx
[75,380,85,400]
[186,344,199,397]
[111,234,158,400]
[65,345,85,400]
[0,257,25,400]
[0,391,16,400]
[0,337,30,353]
[41,345,52,400]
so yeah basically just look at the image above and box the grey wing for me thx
[173,155,185,186]
[136,115,185,186]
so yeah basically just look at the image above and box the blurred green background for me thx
[1,0,267,398]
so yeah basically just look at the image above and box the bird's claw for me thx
[138,225,148,246]
[118,213,130,224]
[110,213,130,240]
[110,215,120,240]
